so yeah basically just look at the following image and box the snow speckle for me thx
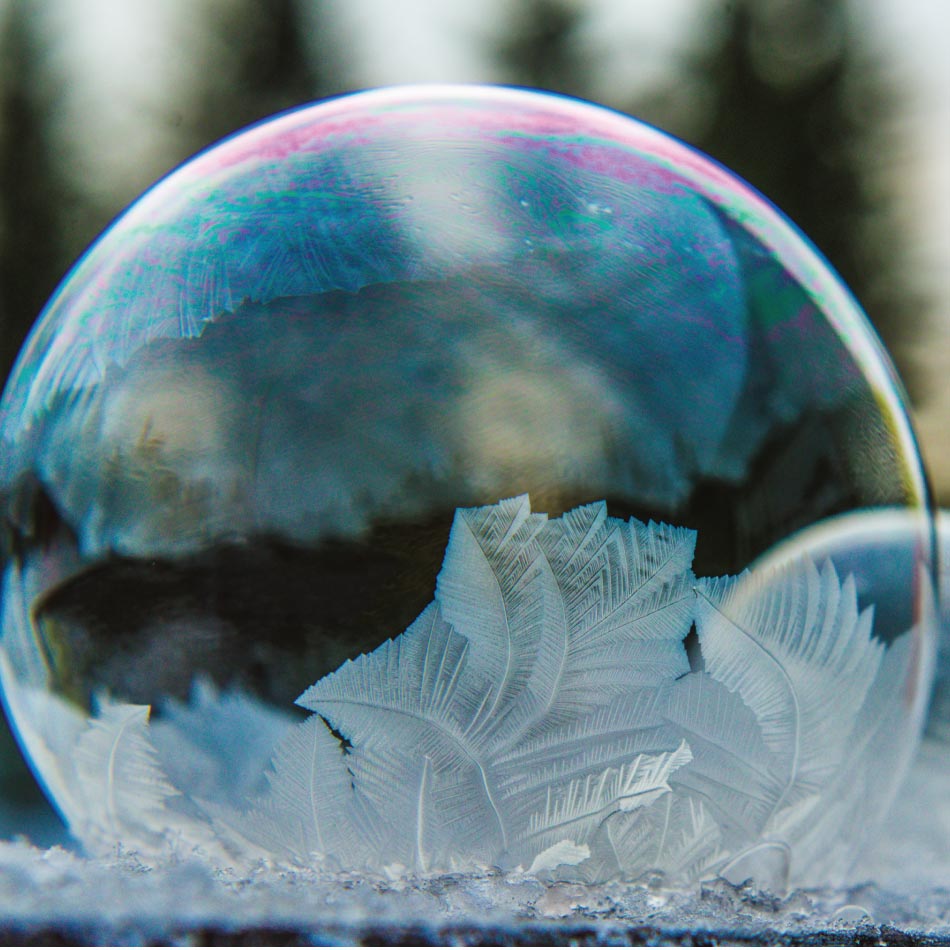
[0,740,949,945]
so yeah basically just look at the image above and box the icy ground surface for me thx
[0,740,948,945]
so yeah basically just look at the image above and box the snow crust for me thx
[0,740,947,944]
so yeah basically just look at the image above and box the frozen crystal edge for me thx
[6,495,915,889]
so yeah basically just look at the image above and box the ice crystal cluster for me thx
[223,495,916,885]
[9,495,924,890]
[0,87,936,889]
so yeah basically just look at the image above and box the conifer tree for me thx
[0,0,68,379]
[182,0,345,154]
[0,3,66,836]
[493,0,591,99]
[688,0,921,395]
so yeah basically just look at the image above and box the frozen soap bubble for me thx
[0,86,935,887]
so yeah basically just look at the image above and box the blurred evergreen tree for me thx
[493,0,592,99]
[0,4,67,841]
[0,0,70,381]
[686,0,922,397]
[182,0,346,155]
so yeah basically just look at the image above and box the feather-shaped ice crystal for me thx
[203,497,916,886]
[0,494,929,889]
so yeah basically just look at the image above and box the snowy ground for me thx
[0,740,947,946]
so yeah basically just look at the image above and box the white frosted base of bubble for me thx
[0,740,947,943]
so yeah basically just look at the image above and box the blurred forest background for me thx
[0,0,947,842]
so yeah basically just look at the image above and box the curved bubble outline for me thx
[0,84,929,513]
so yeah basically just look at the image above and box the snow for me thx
[0,739,947,944]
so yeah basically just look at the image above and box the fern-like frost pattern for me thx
[252,495,893,885]
[39,494,907,887]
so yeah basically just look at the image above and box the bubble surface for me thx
[0,86,935,885]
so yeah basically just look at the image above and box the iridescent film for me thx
[0,86,935,887]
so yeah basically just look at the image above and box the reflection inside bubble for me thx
[0,86,934,885]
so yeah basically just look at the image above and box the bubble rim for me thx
[0,83,931,512]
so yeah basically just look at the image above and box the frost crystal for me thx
[28,495,909,888]
[233,496,897,885]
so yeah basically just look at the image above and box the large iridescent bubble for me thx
[0,86,935,887]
